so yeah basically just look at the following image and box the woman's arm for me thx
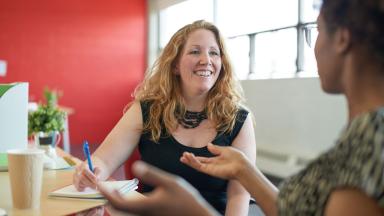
[181,143,279,215]
[73,101,143,190]
[325,188,384,216]
[236,160,278,216]
[225,115,256,216]
[92,101,143,179]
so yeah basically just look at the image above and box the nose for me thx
[199,52,212,66]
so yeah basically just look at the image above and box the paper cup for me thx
[7,149,44,209]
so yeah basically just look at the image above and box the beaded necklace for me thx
[178,110,207,129]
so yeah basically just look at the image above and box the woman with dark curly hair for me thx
[98,0,384,215]
[182,0,384,215]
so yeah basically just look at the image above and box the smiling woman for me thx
[73,20,256,216]
[175,29,222,97]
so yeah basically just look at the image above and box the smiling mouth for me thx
[193,70,213,77]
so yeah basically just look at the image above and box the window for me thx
[159,0,214,48]
[226,36,249,80]
[216,0,298,36]
[153,0,320,80]
[251,28,297,79]
[302,0,321,22]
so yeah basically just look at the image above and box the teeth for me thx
[194,71,212,77]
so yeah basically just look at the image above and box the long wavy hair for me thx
[133,20,245,142]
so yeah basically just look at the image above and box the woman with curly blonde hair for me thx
[135,20,244,142]
[74,20,256,215]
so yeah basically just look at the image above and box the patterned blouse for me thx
[278,107,384,215]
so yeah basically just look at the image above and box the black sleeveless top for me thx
[138,101,249,214]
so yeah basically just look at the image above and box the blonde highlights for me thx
[134,20,244,142]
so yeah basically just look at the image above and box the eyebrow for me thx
[189,45,220,50]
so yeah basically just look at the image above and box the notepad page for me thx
[55,184,99,196]
[49,179,138,199]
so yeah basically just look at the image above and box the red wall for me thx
[0,0,147,148]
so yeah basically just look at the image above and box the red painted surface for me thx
[0,0,147,152]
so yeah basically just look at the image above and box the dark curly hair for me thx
[321,0,384,66]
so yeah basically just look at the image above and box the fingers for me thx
[74,163,99,191]
[74,165,87,191]
[83,171,97,186]
[207,143,223,155]
[132,161,174,189]
[98,183,124,203]
[99,186,129,210]
[98,182,149,214]
[73,171,83,191]
[94,167,101,180]
[180,152,203,168]
[181,152,214,175]
[194,156,213,163]
[181,152,212,164]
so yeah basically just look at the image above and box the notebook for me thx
[49,178,139,199]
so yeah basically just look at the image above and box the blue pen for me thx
[83,141,94,173]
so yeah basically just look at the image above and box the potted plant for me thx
[28,88,65,158]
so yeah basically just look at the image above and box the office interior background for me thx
[0,0,346,182]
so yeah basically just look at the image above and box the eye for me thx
[209,50,220,56]
[188,50,200,55]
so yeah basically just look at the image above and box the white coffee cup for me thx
[7,149,44,209]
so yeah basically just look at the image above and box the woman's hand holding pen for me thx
[73,140,103,191]
[73,162,101,191]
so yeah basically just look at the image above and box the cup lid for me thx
[7,148,45,155]
[0,208,6,216]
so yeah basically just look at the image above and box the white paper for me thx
[0,60,6,77]
[49,179,139,199]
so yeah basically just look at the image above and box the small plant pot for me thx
[34,131,61,158]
